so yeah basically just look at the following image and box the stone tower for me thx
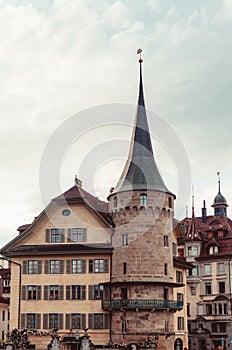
[103,56,183,349]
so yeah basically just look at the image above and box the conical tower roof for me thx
[212,172,228,216]
[186,196,201,241]
[114,58,174,197]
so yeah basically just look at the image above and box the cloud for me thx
[1,0,232,245]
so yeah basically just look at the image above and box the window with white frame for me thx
[217,262,224,275]
[204,264,211,275]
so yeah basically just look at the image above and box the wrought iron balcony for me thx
[102,299,183,311]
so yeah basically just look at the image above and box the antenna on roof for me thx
[217,171,221,193]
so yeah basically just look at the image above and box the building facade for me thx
[182,179,232,350]
[0,267,10,343]
[0,58,189,350]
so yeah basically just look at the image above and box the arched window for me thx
[140,193,147,205]
[168,197,172,208]
[114,196,117,208]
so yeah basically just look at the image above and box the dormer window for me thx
[187,245,199,256]
[209,245,218,255]
[140,194,147,205]
[218,230,224,238]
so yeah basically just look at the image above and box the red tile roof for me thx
[181,215,232,259]
[53,185,112,225]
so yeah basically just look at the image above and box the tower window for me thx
[140,194,147,205]
[164,235,169,247]
[164,263,168,275]
[123,262,127,275]
[114,196,118,208]
[122,234,128,246]
[168,197,172,208]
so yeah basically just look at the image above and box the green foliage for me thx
[9,328,30,349]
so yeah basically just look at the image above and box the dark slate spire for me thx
[186,194,201,241]
[212,172,228,217]
[114,55,174,196]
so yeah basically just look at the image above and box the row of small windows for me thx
[45,228,87,243]
[187,244,220,256]
[21,313,109,330]
[188,263,225,277]
[187,322,227,334]
[113,195,173,208]
[22,259,109,274]
[197,303,229,316]
[22,284,105,301]
[204,281,226,295]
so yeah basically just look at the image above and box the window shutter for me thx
[22,286,27,300]
[66,260,71,274]
[104,314,109,329]
[83,228,87,242]
[61,229,65,242]
[43,314,48,329]
[82,260,86,274]
[88,286,94,300]
[59,286,64,300]
[44,286,49,300]
[88,314,93,329]
[37,286,41,300]
[45,229,50,243]
[81,314,86,329]
[36,314,41,329]
[60,260,64,274]
[104,259,109,273]
[21,314,26,328]
[82,286,86,300]
[89,260,93,273]
[38,260,42,274]
[65,314,71,330]
[58,314,63,329]
[44,260,49,274]
[22,261,28,274]
[67,229,72,242]
[66,286,71,300]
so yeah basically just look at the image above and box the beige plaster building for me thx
[0,57,190,350]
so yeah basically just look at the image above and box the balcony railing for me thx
[102,299,183,310]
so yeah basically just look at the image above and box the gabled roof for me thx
[181,215,232,259]
[53,185,111,224]
[0,184,112,255]
[185,206,201,241]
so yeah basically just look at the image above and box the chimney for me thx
[202,200,207,223]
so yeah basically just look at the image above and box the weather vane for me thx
[137,47,143,63]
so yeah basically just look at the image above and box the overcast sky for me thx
[1,0,232,246]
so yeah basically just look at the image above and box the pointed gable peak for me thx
[186,195,201,241]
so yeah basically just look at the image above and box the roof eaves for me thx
[0,201,54,254]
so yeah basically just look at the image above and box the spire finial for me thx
[191,184,195,218]
[217,171,221,193]
[74,175,82,187]
[137,47,143,63]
